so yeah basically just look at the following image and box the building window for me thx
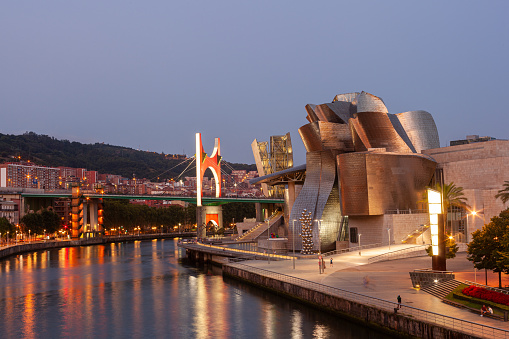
[350,227,358,243]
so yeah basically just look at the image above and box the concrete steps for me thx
[421,279,463,299]
[235,212,283,242]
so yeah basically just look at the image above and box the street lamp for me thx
[358,233,362,256]
[387,228,391,250]
[314,219,323,254]
[267,219,270,264]
[292,219,297,269]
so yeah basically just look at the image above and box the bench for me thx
[442,299,506,320]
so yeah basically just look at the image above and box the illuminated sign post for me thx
[428,188,446,271]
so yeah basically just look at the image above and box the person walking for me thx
[330,258,333,267]
[397,295,402,309]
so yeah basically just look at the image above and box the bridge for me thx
[21,192,283,205]
[13,133,284,239]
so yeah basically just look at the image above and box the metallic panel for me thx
[298,121,354,153]
[356,92,388,113]
[350,112,413,153]
[338,152,436,216]
[396,110,440,152]
[288,151,340,251]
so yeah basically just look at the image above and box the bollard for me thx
[504,311,508,322]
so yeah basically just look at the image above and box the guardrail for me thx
[321,243,382,257]
[229,263,509,339]
[178,242,293,260]
[367,245,428,264]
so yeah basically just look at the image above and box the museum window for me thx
[350,227,358,243]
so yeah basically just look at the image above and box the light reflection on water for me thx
[0,239,391,338]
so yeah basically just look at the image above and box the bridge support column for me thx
[196,205,223,237]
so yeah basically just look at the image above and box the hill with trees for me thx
[0,132,256,180]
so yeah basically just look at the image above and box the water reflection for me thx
[0,239,391,338]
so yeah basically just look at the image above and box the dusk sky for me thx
[1,1,508,165]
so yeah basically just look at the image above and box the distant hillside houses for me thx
[0,161,262,198]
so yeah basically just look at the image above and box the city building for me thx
[0,162,60,190]
[422,139,509,242]
[252,91,440,252]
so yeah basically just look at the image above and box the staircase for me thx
[235,212,283,242]
[421,279,462,299]
[401,224,429,244]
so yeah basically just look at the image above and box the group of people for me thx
[480,305,493,317]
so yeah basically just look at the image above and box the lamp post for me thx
[387,228,391,250]
[29,230,31,243]
[358,233,362,256]
[292,219,296,269]
[314,219,322,254]
[266,219,271,264]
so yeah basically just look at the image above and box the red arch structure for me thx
[196,133,221,207]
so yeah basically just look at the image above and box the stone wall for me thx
[224,265,479,339]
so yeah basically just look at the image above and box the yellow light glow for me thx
[430,225,438,235]
[427,189,441,204]
[429,204,442,215]
[432,235,439,244]
[430,214,438,225]
[432,245,439,255]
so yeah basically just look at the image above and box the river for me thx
[0,239,391,338]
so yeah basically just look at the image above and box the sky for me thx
[1,1,508,165]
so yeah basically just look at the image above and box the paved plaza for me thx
[242,245,509,330]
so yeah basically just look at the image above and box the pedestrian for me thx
[330,258,333,267]
[481,305,487,316]
[322,259,326,273]
[397,295,402,309]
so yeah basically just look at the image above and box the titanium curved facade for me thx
[255,91,440,252]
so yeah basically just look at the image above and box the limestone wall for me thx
[224,265,480,339]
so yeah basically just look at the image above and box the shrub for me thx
[462,285,509,306]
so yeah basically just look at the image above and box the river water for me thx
[0,239,391,338]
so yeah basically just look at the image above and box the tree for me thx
[21,208,61,234]
[0,217,15,237]
[495,180,509,204]
[426,233,459,259]
[467,209,509,288]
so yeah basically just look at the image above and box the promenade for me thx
[231,245,509,333]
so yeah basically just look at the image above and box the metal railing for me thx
[321,243,382,257]
[227,263,509,339]
[368,245,428,264]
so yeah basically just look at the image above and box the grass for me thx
[445,283,509,317]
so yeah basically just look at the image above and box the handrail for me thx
[228,262,509,339]
[321,243,382,257]
[367,245,428,264]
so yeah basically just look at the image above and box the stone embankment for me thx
[0,233,193,260]
[223,264,487,339]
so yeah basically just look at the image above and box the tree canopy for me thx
[495,181,509,205]
[467,209,509,288]
[20,208,61,234]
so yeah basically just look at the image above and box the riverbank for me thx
[175,243,509,339]
[0,233,195,260]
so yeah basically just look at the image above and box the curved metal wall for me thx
[396,110,440,152]
[338,152,436,215]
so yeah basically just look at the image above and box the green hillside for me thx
[0,132,256,180]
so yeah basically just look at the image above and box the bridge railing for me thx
[228,263,509,339]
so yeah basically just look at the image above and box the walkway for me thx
[240,245,509,332]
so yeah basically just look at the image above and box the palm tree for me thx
[433,182,469,214]
[495,180,509,204]
[428,182,469,234]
